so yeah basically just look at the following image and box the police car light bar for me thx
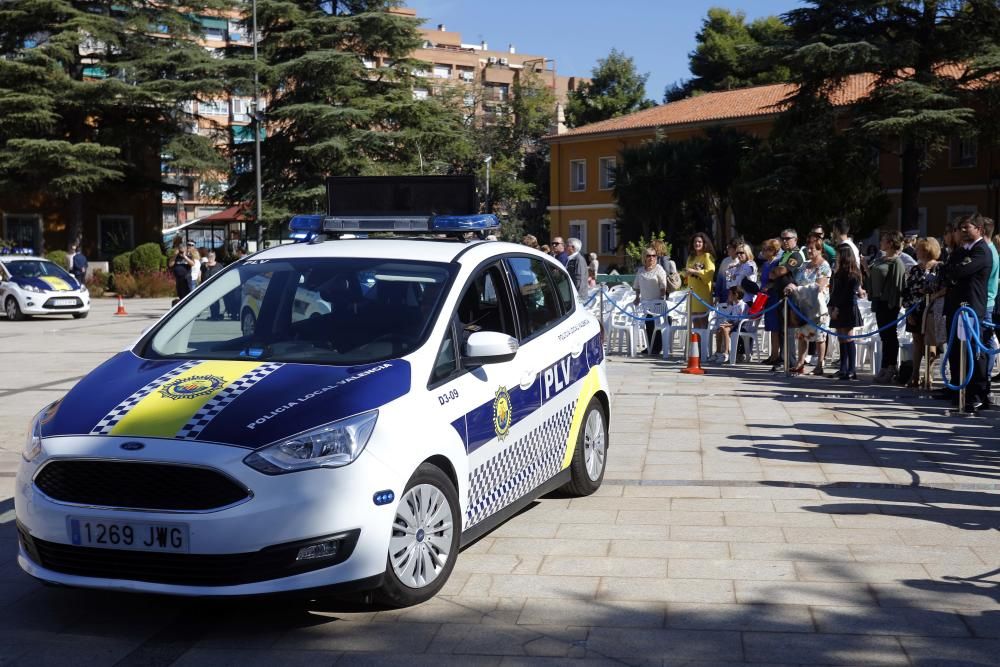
[288,213,500,241]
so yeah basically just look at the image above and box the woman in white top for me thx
[633,247,668,354]
[726,243,758,304]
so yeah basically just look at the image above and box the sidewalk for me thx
[0,312,998,665]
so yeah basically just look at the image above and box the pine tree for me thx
[565,49,653,128]
[0,0,231,249]
[229,0,472,226]
[783,0,1000,232]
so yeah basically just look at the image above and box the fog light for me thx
[296,539,340,561]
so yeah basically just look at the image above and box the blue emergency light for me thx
[287,213,500,241]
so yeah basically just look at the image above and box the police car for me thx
[0,256,90,320]
[15,214,611,605]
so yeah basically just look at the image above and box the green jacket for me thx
[865,254,906,309]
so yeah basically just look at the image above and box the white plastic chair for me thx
[638,299,670,356]
[729,314,763,365]
[607,303,647,357]
[854,304,881,373]
[659,290,689,359]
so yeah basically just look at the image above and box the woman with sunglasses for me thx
[633,247,668,354]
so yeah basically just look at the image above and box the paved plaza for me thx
[1,298,999,666]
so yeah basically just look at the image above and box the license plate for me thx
[67,517,189,553]
[53,298,77,306]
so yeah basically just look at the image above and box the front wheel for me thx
[5,297,25,321]
[240,308,256,337]
[561,396,608,496]
[377,463,460,607]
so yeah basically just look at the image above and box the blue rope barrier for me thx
[940,306,1000,391]
[784,298,919,341]
[688,289,785,320]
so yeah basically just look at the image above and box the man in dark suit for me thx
[942,214,994,413]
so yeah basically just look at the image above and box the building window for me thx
[598,219,617,254]
[569,160,586,192]
[2,214,41,253]
[97,215,134,259]
[599,157,616,190]
[432,64,451,79]
[947,205,977,225]
[200,98,228,115]
[568,220,586,249]
[231,98,249,121]
[361,57,376,69]
[949,136,977,168]
[413,88,429,101]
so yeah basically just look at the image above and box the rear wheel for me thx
[561,396,608,496]
[72,311,88,319]
[377,463,460,607]
[5,297,25,321]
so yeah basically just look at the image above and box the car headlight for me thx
[23,401,60,462]
[244,410,378,474]
[21,283,43,293]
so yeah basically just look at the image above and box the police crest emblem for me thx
[159,375,225,400]
[492,386,513,440]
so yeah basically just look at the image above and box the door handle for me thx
[519,370,536,389]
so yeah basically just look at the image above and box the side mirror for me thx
[462,331,518,367]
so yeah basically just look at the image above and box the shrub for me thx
[112,272,138,297]
[46,250,69,268]
[86,269,108,298]
[130,243,164,273]
[160,254,167,271]
[134,271,177,298]
[112,251,132,274]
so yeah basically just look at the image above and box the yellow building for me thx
[546,73,999,268]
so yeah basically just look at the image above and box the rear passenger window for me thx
[507,257,563,338]
[548,263,575,314]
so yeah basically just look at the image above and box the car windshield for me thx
[145,257,454,365]
[5,260,75,282]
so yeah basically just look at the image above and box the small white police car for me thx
[15,214,610,605]
[1,256,90,320]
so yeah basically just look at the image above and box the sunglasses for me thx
[781,237,795,241]
[644,254,656,258]
[736,251,747,255]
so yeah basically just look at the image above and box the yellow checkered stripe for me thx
[91,360,278,439]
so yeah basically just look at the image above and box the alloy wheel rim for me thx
[6,300,14,320]
[389,483,454,589]
[584,409,606,481]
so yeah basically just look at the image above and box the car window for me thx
[146,258,453,365]
[455,263,517,339]
[507,257,563,338]
[430,324,458,384]
[548,263,575,314]
[5,260,75,283]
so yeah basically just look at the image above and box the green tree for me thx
[668,8,790,101]
[565,49,653,128]
[782,0,1000,232]
[229,0,472,229]
[0,0,230,249]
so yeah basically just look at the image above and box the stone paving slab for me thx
[1,302,1000,665]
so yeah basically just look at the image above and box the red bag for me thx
[749,292,768,316]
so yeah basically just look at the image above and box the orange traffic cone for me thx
[680,333,705,375]
[114,294,128,316]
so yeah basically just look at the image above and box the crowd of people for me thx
[536,216,998,414]
[167,236,245,307]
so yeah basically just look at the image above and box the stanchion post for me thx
[923,295,932,390]
[783,297,790,377]
[959,315,967,414]
[686,290,693,358]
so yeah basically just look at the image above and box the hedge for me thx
[112,251,132,274]
[130,242,165,273]
[45,250,69,269]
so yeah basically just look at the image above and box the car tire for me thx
[5,297,25,322]
[72,311,88,319]
[561,396,608,496]
[377,462,460,608]
[240,308,256,337]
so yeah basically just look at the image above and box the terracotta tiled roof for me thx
[546,70,956,140]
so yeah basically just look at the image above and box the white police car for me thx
[15,214,610,605]
[0,256,90,320]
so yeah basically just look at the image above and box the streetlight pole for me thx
[252,0,263,250]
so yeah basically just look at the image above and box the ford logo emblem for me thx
[120,442,145,451]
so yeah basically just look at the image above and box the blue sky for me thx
[406,0,802,101]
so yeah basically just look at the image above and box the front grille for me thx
[42,297,83,309]
[18,523,360,586]
[34,460,250,511]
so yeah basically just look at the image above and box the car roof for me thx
[253,238,562,268]
[0,256,49,263]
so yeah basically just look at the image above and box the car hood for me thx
[13,275,82,292]
[42,352,411,449]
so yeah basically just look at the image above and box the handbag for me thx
[748,291,768,316]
